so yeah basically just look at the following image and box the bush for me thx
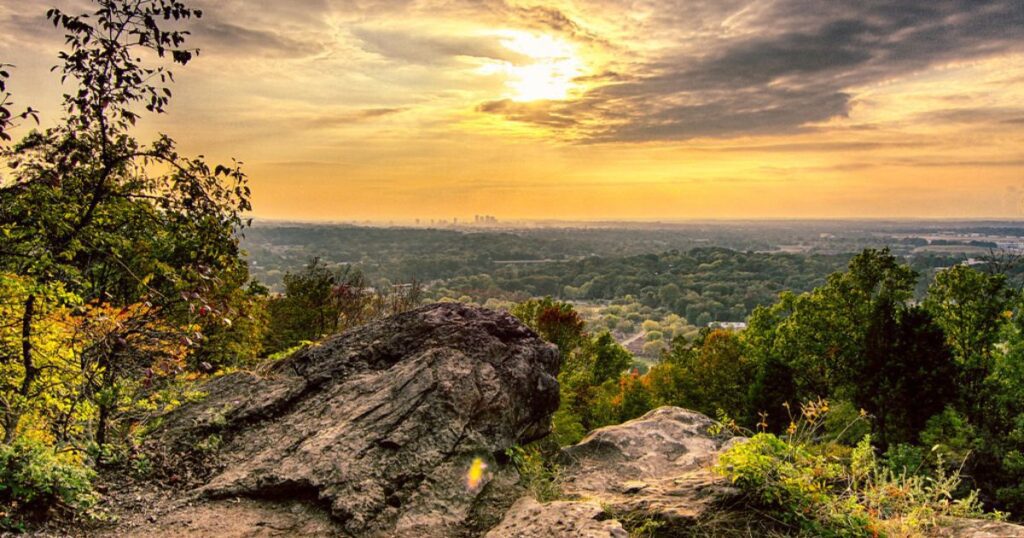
[0,439,96,527]
[505,445,560,502]
[715,404,998,537]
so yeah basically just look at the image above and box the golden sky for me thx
[2,0,1023,221]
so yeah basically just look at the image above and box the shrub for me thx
[0,439,96,528]
[505,445,561,502]
[715,401,998,537]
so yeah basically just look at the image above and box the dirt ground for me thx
[26,479,344,538]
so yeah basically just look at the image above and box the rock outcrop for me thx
[147,303,560,537]
[558,407,739,524]
[487,407,741,537]
[485,498,628,538]
[945,519,1024,538]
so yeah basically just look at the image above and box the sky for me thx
[1,0,1023,222]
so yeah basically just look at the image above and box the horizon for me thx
[247,216,1024,226]
[2,0,1023,220]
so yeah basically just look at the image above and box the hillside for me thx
[60,305,1024,537]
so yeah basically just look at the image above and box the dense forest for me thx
[242,222,1024,290]
[2,1,1024,536]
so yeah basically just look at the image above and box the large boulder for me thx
[146,303,560,537]
[558,406,738,525]
[486,407,740,537]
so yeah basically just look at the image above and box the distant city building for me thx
[473,214,499,224]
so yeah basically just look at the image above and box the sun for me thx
[481,31,585,101]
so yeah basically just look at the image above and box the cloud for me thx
[480,0,1024,142]
[477,99,579,128]
[924,107,1024,126]
[352,27,531,65]
[197,21,324,58]
[305,107,407,128]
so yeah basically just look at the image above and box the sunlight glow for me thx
[481,31,585,101]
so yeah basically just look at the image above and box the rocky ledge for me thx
[144,303,560,537]
[486,407,740,538]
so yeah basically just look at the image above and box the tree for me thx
[0,65,38,143]
[588,332,633,385]
[264,258,424,354]
[853,302,956,447]
[743,249,918,406]
[924,265,1014,419]
[654,329,752,421]
[265,258,347,352]
[510,297,585,357]
[0,0,251,449]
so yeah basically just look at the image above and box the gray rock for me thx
[148,303,560,537]
[486,407,741,536]
[558,407,740,526]
[485,498,628,538]
[943,518,1024,537]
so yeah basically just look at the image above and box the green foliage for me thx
[823,400,871,446]
[588,332,634,385]
[920,408,979,465]
[925,265,1014,427]
[854,303,957,446]
[511,297,585,357]
[264,258,423,354]
[549,404,588,447]
[716,413,994,537]
[0,439,95,527]
[0,0,254,456]
[192,277,269,371]
[653,329,752,422]
[882,444,929,477]
[505,445,561,502]
[742,250,960,447]
[511,298,645,444]
[509,248,1024,527]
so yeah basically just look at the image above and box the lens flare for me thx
[466,457,488,491]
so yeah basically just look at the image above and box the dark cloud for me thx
[482,0,1024,142]
[197,21,324,58]
[306,107,407,128]
[712,140,934,153]
[477,99,579,128]
[924,107,1024,126]
[593,88,853,141]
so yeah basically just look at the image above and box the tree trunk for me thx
[3,294,36,444]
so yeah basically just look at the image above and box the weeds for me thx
[505,444,561,502]
[714,399,1001,537]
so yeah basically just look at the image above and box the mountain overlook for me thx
[69,305,1024,537]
